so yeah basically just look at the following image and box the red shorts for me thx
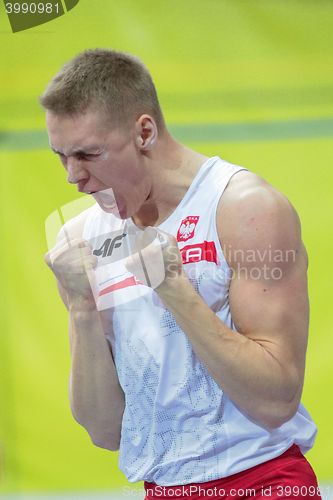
[144,444,322,499]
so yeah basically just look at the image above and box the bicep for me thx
[229,247,309,377]
[218,178,310,387]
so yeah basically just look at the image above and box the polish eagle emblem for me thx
[177,216,200,241]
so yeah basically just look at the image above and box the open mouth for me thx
[101,200,118,210]
[101,200,118,209]
[91,191,119,212]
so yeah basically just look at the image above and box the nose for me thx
[66,157,89,184]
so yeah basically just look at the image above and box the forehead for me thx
[46,109,131,155]
[46,109,108,143]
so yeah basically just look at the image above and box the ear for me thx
[135,114,158,150]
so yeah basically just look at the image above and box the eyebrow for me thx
[50,145,103,155]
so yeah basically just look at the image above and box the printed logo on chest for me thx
[177,216,200,242]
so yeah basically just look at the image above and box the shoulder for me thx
[217,170,307,270]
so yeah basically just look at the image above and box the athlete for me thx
[42,49,322,499]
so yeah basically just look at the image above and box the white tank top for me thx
[82,156,317,486]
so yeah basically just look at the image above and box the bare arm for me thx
[154,173,308,429]
[46,211,125,450]
[67,301,125,451]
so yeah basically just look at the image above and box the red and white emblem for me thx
[177,216,200,241]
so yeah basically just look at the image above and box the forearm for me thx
[69,306,125,449]
[157,276,298,428]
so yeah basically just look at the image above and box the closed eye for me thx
[75,152,101,161]
[51,148,102,162]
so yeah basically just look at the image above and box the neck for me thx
[132,132,208,228]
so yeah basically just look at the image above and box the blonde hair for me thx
[40,48,165,129]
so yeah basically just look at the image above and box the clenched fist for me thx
[44,238,97,310]
[125,227,184,291]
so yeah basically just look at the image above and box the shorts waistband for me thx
[144,443,303,490]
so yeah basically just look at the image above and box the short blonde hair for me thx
[40,48,165,129]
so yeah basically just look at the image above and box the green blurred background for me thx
[0,0,333,496]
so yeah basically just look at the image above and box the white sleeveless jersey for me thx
[82,156,317,486]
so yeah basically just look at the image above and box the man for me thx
[42,49,321,499]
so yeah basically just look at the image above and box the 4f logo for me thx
[93,233,126,258]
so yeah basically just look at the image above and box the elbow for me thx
[90,433,121,451]
[257,375,302,429]
[71,414,121,451]
[258,400,300,430]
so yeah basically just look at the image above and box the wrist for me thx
[68,294,97,313]
[155,270,190,297]
[69,307,99,328]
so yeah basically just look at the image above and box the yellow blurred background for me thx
[0,0,332,496]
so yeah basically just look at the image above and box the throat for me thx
[131,199,169,228]
[131,151,209,228]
